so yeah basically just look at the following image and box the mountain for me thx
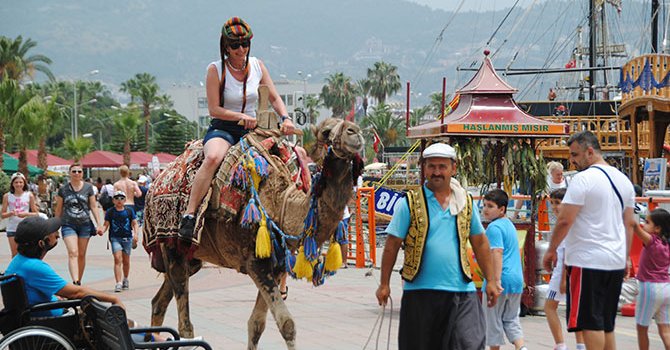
[0,0,655,102]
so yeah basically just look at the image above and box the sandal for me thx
[280,286,288,300]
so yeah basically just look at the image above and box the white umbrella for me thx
[364,162,387,171]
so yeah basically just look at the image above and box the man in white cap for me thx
[375,142,498,350]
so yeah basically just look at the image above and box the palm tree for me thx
[367,61,401,105]
[360,103,406,149]
[303,95,321,124]
[300,127,316,152]
[36,98,65,171]
[0,36,54,82]
[121,73,160,150]
[13,98,46,176]
[357,79,372,117]
[320,72,356,118]
[0,78,39,171]
[429,91,452,117]
[410,105,432,126]
[64,137,94,163]
[113,109,142,165]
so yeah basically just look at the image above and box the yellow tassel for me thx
[248,159,261,189]
[324,241,342,272]
[293,246,313,279]
[255,213,271,258]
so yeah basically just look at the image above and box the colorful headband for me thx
[222,17,253,40]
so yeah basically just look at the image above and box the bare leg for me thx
[7,236,17,257]
[575,330,584,344]
[583,330,606,350]
[247,291,269,350]
[63,235,79,282]
[604,331,616,350]
[122,252,131,279]
[184,138,230,215]
[658,323,670,350]
[544,299,564,344]
[77,236,90,282]
[113,251,123,284]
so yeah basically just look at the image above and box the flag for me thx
[565,58,576,69]
[372,128,383,153]
[345,101,355,122]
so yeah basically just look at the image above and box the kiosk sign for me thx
[374,187,406,217]
[447,123,564,135]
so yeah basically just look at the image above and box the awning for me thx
[80,151,124,168]
[3,153,44,176]
[9,150,73,173]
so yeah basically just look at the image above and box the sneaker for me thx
[179,215,196,241]
[122,278,129,290]
[114,283,122,293]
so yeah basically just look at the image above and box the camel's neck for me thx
[314,158,353,246]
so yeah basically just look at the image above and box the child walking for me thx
[481,189,526,350]
[102,191,139,293]
[634,208,670,350]
[544,188,585,350]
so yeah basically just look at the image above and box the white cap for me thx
[422,143,457,159]
[138,175,148,183]
[113,191,127,198]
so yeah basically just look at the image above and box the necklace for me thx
[226,60,245,72]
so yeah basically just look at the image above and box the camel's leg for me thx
[166,250,195,338]
[151,277,174,328]
[247,291,269,350]
[247,262,296,350]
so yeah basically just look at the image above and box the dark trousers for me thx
[399,290,485,350]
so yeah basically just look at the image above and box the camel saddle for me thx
[142,135,312,253]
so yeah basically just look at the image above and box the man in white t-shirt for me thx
[542,131,636,350]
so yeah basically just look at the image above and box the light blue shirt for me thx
[5,254,67,317]
[386,185,484,292]
[483,217,524,294]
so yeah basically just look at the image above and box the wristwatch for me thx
[280,115,292,122]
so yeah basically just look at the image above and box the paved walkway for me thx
[0,235,665,349]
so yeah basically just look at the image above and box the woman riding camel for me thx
[179,17,295,240]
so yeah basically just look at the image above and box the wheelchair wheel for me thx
[0,325,75,350]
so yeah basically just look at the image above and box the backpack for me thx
[99,191,113,211]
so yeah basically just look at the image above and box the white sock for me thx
[576,344,586,350]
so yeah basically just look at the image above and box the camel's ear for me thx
[310,124,318,137]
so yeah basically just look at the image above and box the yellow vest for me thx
[401,186,474,283]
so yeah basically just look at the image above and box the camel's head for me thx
[309,118,364,162]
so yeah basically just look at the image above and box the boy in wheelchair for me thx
[2,216,209,349]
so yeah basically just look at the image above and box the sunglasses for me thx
[71,170,83,174]
[113,196,125,200]
[229,41,250,50]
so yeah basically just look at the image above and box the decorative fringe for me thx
[241,198,261,228]
[253,153,269,178]
[312,260,325,287]
[255,213,271,259]
[293,246,314,279]
[303,235,318,262]
[231,163,247,189]
[285,252,296,278]
[324,241,342,272]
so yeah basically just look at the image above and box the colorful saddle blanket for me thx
[142,136,311,253]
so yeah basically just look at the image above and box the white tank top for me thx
[209,57,262,117]
[6,192,31,232]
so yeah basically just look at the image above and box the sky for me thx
[410,0,531,12]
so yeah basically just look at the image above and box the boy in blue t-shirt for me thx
[102,191,138,293]
[481,189,526,350]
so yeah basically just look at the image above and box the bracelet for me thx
[280,115,292,122]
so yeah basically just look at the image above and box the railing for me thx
[620,54,670,104]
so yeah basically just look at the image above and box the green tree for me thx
[320,72,356,118]
[357,79,372,117]
[120,73,160,150]
[0,78,40,171]
[0,35,54,82]
[300,126,316,152]
[13,98,47,176]
[367,61,401,105]
[429,91,452,118]
[37,99,65,171]
[64,137,94,162]
[304,95,321,124]
[153,114,190,155]
[113,109,142,165]
[410,105,432,126]
[360,103,406,149]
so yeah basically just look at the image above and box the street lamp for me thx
[80,114,105,150]
[297,71,311,106]
[44,96,97,139]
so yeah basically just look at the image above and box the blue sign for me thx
[374,187,406,217]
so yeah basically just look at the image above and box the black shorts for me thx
[399,290,485,350]
[566,266,624,333]
[203,125,248,146]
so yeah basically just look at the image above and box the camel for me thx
[144,118,364,349]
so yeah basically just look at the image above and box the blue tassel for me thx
[231,164,247,189]
[241,198,261,228]
[286,252,296,278]
[254,154,269,178]
[303,235,318,261]
[312,260,325,286]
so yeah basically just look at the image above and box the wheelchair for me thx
[0,273,212,349]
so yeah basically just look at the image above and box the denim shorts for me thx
[110,237,133,255]
[6,231,16,238]
[61,223,94,238]
[203,126,248,146]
